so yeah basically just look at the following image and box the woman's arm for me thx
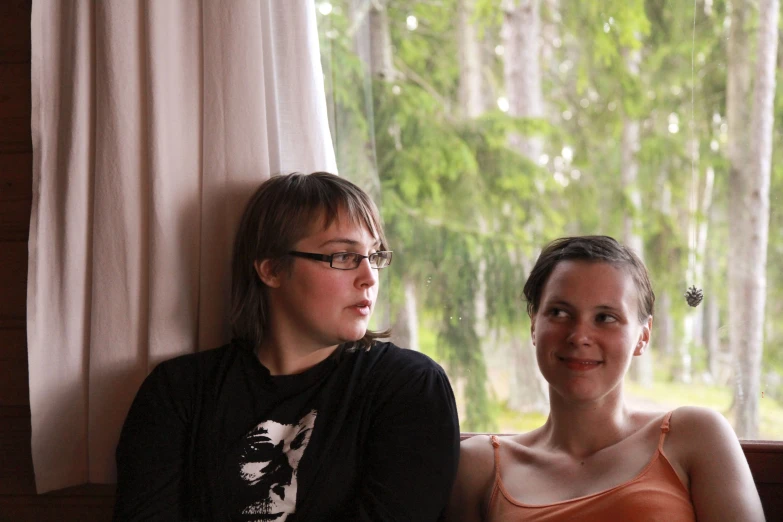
[343,365,461,521]
[113,362,192,521]
[674,406,765,521]
[442,435,496,522]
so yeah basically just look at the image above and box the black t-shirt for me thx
[113,341,460,522]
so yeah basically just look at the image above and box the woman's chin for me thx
[338,328,368,343]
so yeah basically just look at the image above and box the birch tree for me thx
[353,0,423,351]
[502,0,549,412]
[728,0,779,438]
[622,43,652,386]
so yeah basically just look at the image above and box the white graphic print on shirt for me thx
[238,410,317,521]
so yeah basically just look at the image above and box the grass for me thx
[494,403,548,433]
[478,381,783,439]
[625,379,783,440]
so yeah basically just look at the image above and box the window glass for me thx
[315,0,783,440]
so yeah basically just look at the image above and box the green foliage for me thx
[474,0,504,32]
[317,0,783,437]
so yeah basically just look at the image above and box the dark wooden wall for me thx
[0,1,114,520]
[0,2,782,521]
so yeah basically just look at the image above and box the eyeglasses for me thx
[287,250,393,270]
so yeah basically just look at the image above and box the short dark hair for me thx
[522,235,655,323]
[230,172,390,350]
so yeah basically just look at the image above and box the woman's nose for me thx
[567,319,593,346]
[355,257,378,288]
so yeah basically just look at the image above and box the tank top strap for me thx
[658,410,674,449]
[489,434,502,475]
[486,435,503,518]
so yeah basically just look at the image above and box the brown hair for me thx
[522,235,655,324]
[230,172,390,350]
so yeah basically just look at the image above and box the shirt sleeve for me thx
[113,362,193,522]
[344,363,461,522]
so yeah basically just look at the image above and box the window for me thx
[316,0,783,440]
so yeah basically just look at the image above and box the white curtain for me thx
[28,0,336,493]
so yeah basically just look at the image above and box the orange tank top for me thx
[486,412,696,522]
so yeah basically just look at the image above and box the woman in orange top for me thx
[445,236,764,522]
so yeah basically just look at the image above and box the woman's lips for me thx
[350,300,372,316]
[559,356,602,371]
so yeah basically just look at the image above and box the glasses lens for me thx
[331,252,362,269]
[370,251,392,268]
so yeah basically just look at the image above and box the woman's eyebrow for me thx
[543,299,621,312]
[318,238,381,248]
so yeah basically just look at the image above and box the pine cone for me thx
[685,286,703,307]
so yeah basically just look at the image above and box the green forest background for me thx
[315,0,783,439]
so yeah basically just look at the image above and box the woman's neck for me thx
[540,391,636,459]
[256,337,339,376]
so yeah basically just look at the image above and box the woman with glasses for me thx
[444,236,764,522]
[114,172,460,521]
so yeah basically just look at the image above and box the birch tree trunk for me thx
[655,170,674,358]
[729,0,778,438]
[656,291,673,359]
[726,0,752,427]
[456,0,504,411]
[623,119,653,386]
[347,0,386,199]
[389,278,420,351]
[621,45,652,386]
[680,161,714,383]
[503,0,548,411]
[457,0,486,335]
[503,0,544,160]
[458,0,485,119]
[368,1,396,80]
[702,200,723,383]
[351,0,416,348]
[370,6,418,349]
[705,243,722,382]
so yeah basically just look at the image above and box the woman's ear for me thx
[254,259,281,288]
[530,315,537,346]
[634,316,653,356]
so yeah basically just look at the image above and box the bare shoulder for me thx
[671,405,731,428]
[461,433,496,451]
[443,435,497,522]
[664,407,747,483]
[668,406,736,448]
[663,406,734,459]
[666,408,765,520]
[458,434,497,487]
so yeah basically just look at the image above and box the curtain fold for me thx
[28,0,336,493]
